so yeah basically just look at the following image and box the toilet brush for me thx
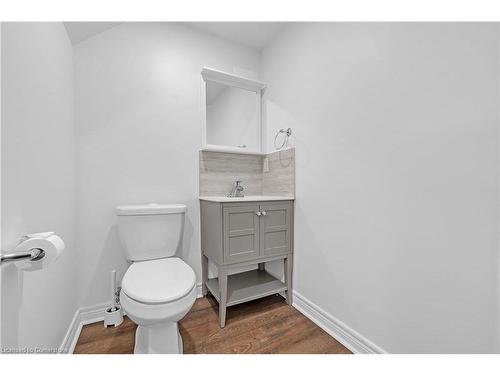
[104,270,124,328]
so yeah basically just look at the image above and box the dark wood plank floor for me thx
[74,294,351,354]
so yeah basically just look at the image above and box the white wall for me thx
[1,22,76,351]
[261,23,499,353]
[74,22,260,308]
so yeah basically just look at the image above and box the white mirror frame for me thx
[201,67,266,155]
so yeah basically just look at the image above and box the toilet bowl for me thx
[120,257,196,354]
[116,203,194,354]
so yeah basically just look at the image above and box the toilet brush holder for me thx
[104,269,123,327]
[104,305,123,328]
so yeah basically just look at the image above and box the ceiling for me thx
[63,22,122,45]
[63,22,286,50]
[184,22,286,50]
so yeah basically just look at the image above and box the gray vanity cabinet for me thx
[259,202,291,257]
[200,199,294,328]
[223,204,260,263]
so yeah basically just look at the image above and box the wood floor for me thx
[74,294,351,354]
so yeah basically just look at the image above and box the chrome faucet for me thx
[228,180,244,198]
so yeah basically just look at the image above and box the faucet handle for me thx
[234,180,244,197]
[228,180,244,198]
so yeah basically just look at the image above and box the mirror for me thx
[206,82,259,150]
[201,68,266,154]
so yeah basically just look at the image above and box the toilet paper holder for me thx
[0,247,45,264]
[0,232,55,264]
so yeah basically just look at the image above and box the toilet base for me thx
[134,322,183,354]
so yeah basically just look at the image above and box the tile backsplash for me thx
[262,148,295,197]
[199,151,263,196]
[199,148,295,197]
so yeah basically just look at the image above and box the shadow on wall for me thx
[1,265,22,349]
[79,225,128,307]
[179,214,194,269]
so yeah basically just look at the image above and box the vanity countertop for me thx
[199,195,295,203]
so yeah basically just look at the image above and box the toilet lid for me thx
[122,257,196,304]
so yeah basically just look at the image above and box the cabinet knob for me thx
[261,211,267,216]
[256,211,262,216]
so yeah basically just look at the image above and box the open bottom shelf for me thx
[205,269,287,307]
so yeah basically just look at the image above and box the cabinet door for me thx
[260,202,291,256]
[223,204,260,263]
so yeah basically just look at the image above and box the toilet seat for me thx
[122,257,196,304]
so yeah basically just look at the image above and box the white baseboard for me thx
[59,308,81,354]
[79,303,111,325]
[60,282,204,354]
[292,291,386,354]
[59,303,109,354]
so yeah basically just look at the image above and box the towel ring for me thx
[274,128,292,150]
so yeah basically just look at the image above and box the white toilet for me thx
[116,203,196,354]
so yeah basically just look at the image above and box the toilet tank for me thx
[116,203,187,262]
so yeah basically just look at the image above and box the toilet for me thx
[116,203,196,354]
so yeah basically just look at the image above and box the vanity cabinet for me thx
[223,204,261,263]
[200,199,294,328]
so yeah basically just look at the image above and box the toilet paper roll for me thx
[14,233,65,272]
